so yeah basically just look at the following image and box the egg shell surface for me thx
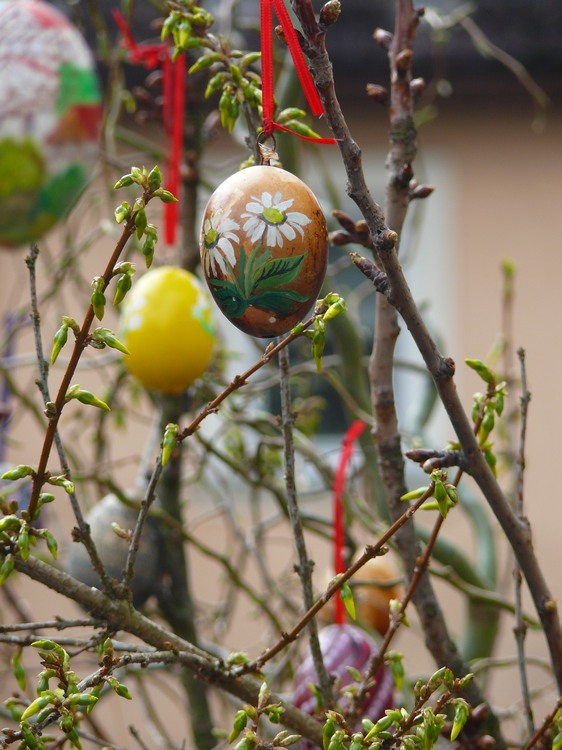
[119,266,216,395]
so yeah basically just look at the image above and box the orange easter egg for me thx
[200,165,328,338]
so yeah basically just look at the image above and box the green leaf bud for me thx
[161,423,179,467]
[205,71,228,98]
[340,580,356,620]
[114,201,131,224]
[465,358,495,385]
[113,272,133,306]
[147,165,163,190]
[21,692,55,721]
[240,51,261,69]
[43,530,58,560]
[450,698,469,741]
[51,323,69,365]
[284,120,322,139]
[142,237,155,268]
[114,174,135,189]
[0,553,15,585]
[229,710,248,743]
[0,514,21,533]
[20,721,41,750]
[47,475,75,495]
[36,669,55,694]
[157,189,179,204]
[17,525,30,561]
[12,649,26,691]
[400,486,429,501]
[67,693,99,708]
[323,297,347,321]
[1,465,34,481]
[91,291,106,321]
[76,389,110,411]
[134,208,148,240]
[279,736,301,747]
[277,107,307,124]
[322,717,336,750]
[386,651,405,690]
[188,52,223,74]
[92,327,130,355]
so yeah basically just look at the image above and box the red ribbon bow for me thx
[260,0,336,144]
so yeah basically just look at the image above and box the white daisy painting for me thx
[201,208,240,276]
[241,191,311,247]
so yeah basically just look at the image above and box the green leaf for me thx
[340,581,356,620]
[450,699,469,741]
[12,648,26,691]
[252,254,305,292]
[465,358,495,385]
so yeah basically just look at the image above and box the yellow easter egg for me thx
[120,266,215,394]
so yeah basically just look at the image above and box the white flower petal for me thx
[286,211,311,227]
[217,238,236,266]
[243,201,265,216]
[279,223,296,241]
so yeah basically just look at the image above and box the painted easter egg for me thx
[293,624,394,731]
[119,266,216,395]
[66,493,163,609]
[200,165,328,338]
[352,554,404,636]
[0,0,102,247]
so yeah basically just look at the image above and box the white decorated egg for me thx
[0,0,102,247]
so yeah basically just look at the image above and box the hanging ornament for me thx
[200,165,328,338]
[292,623,395,739]
[65,493,163,609]
[199,0,336,337]
[119,266,216,395]
[0,0,102,248]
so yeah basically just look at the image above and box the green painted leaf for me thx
[243,244,271,297]
[209,281,248,318]
[250,289,307,314]
[252,254,305,292]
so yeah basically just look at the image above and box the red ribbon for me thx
[112,10,184,245]
[260,0,337,144]
[333,420,366,625]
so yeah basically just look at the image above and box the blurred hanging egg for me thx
[352,554,404,636]
[119,266,216,395]
[293,624,394,732]
[200,165,328,338]
[66,493,163,609]
[0,0,102,247]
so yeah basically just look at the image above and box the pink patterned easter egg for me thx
[200,165,328,338]
[0,0,102,247]
[293,624,394,728]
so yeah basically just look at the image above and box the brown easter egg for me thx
[200,165,328,338]
[352,554,404,636]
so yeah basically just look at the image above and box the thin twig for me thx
[294,0,562,696]
[25,243,108,586]
[235,488,433,676]
[513,347,534,738]
[521,697,562,750]
[278,344,332,707]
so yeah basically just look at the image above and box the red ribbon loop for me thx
[333,420,366,624]
[260,0,336,144]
